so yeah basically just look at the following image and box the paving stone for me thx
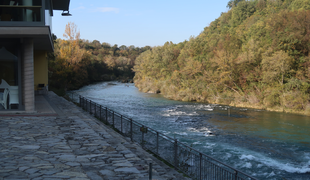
[113,162,133,167]
[39,169,61,175]
[55,171,88,178]
[15,145,41,150]
[32,177,43,180]
[19,167,30,171]
[124,154,136,158]
[85,171,103,180]
[0,169,15,173]
[114,167,140,174]
[70,145,81,149]
[58,154,76,161]
[65,162,80,166]
[25,168,40,174]
[76,156,90,162]
[3,175,28,180]
[99,169,116,176]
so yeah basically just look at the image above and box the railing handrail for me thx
[67,91,258,180]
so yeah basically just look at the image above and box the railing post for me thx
[130,119,133,141]
[112,111,115,128]
[156,132,159,155]
[142,125,145,148]
[90,100,92,114]
[79,95,81,107]
[99,105,102,121]
[94,103,96,117]
[174,139,178,169]
[234,171,238,180]
[149,163,152,180]
[105,107,108,123]
[228,108,231,116]
[121,115,123,133]
[82,97,84,109]
[200,153,202,180]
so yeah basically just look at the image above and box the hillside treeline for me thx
[48,22,151,94]
[133,0,310,115]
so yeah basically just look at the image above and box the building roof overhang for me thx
[0,27,54,52]
[52,0,71,11]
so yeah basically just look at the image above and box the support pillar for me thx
[23,39,35,112]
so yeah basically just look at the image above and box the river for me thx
[73,81,310,180]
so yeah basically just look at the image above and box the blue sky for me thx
[52,0,229,47]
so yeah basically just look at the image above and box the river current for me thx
[73,81,310,180]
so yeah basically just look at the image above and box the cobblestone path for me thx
[0,92,190,180]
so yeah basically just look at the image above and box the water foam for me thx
[162,107,198,117]
[243,162,253,168]
[194,104,214,111]
[239,153,310,174]
[215,143,310,176]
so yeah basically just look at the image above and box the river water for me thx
[73,81,310,180]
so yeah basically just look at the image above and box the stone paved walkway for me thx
[0,92,191,180]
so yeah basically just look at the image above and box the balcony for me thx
[0,0,52,27]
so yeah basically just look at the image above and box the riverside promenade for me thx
[0,92,190,180]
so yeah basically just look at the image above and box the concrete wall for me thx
[34,51,48,91]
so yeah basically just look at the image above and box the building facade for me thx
[0,0,70,112]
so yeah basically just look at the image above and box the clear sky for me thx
[52,0,229,47]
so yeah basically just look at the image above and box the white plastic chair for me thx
[0,88,9,109]
[9,86,19,109]
[0,79,10,109]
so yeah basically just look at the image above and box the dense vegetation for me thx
[48,22,151,95]
[133,0,310,115]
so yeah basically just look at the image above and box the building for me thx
[0,0,71,112]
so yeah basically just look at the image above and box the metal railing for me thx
[67,92,258,180]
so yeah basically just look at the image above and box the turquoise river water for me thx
[73,81,310,180]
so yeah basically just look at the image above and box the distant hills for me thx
[133,0,310,115]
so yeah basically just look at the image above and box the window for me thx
[0,46,20,110]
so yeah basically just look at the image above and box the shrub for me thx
[305,104,310,115]
[263,88,281,107]
[283,91,309,110]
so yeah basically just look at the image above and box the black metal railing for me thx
[67,92,258,180]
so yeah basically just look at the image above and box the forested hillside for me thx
[48,22,151,95]
[133,0,310,115]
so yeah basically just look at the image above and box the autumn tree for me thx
[55,22,88,65]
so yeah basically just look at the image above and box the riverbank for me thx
[135,81,310,117]
[226,101,310,116]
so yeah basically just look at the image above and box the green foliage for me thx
[261,50,292,85]
[264,88,281,107]
[290,0,310,10]
[231,1,256,27]
[133,0,310,114]
[227,0,245,9]
[283,91,308,110]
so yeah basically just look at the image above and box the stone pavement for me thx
[0,92,191,180]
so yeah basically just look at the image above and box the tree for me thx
[262,50,292,86]
[63,22,80,41]
[262,50,293,109]
[227,0,244,9]
[231,1,256,27]
[55,22,88,64]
